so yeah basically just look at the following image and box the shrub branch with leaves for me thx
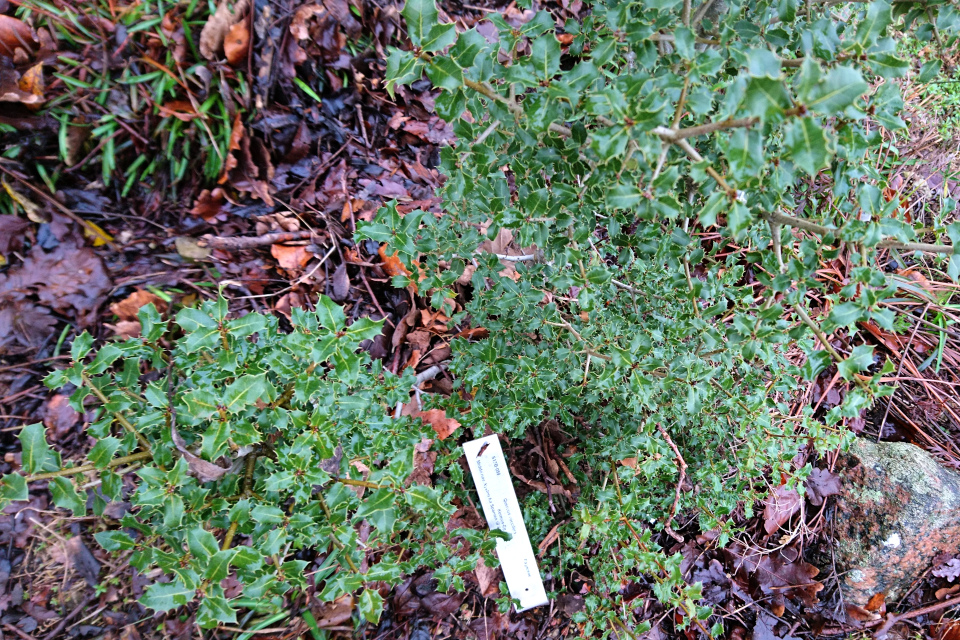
[4,297,494,627]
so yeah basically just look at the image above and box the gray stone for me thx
[825,439,960,607]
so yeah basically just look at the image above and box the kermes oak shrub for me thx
[5,0,960,633]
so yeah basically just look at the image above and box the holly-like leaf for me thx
[837,344,875,380]
[49,477,86,516]
[197,596,238,627]
[359,588,385,624]
[401,0,439,47]
[140,580,195,612]
[784,117,831,176]
[19,422,58,474]
[807,67,868,114]
[222,374,269,412]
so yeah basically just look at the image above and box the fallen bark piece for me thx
[827,439,960,609]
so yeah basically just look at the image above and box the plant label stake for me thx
[463,434,549,611]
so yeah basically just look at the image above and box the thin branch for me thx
[656,424,688,543]
[199,230,315,250]
[24,451,153,483]
[82,374,154,455]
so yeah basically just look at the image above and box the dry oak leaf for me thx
[199,0,250,60]
[223,20,249,66]
[475,557,501,597]
[418,408,461,440]
[110,290,164,321]
[0,15,36,58]
[271,244,311,271]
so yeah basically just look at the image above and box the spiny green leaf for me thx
[140,580,195,612]
[49,477,86,516]
[222,374,269,412]
[784,117,831,176]
[401,0,439,47]
[19,423,58,474]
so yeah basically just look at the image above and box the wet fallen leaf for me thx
[82,220,113,247]
[0,239,111,328]
[762,486,801,535]
[64,537,100,586]
[41,394,79,440]
[199,0,250,60]
[218,111,244,184]
[934,559,960,582]
[805,468,841,506]
[290,4,327,39]
[2,178,47,222]
[189,188,226,222]
[170,424,230,483]
[726,543,823,611]
[0,301,56,353]
[110,290,165,321]
[407,438,435,487]
[176,236,212,260]
[330,261,350,301]
[310,594,353,628]
[0,15,36,58]
[224,20,249,66]
[0,215,30,255]
[270,244,311,271]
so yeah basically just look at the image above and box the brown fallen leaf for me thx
[407,438,436,487]
[157,100,197,121]
[170,424,230,483]
[289,4,327,39]
[378,244,410,278]
[762,485,801,535]
[0,15,36,58]
[330,262,350,301]
[218,112,244,184]
[805,467,841,506]
[271,244,311,271]
[199,0,250,60]
[726,543,823,612]
[110,290,165,321]
[0,215,30,255]
[189,188,226,222]
[418,408,460,440]
[310,594,353,628]
[223,20,249,66]
[475,556,501,597]
[41,394,79,440]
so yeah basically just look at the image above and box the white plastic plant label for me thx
[463,434,549,611]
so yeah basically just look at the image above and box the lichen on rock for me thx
[824,439,960,608]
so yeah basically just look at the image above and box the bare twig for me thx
[199,230,316,250]
[656,424,688,543]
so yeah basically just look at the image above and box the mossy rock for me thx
[828,439,960,608]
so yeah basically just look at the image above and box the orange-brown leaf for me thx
[378,244,410,278]
[223,20,249,66]
[271,244,311,271]
[418,408,461,440]
[0,16,36,58]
